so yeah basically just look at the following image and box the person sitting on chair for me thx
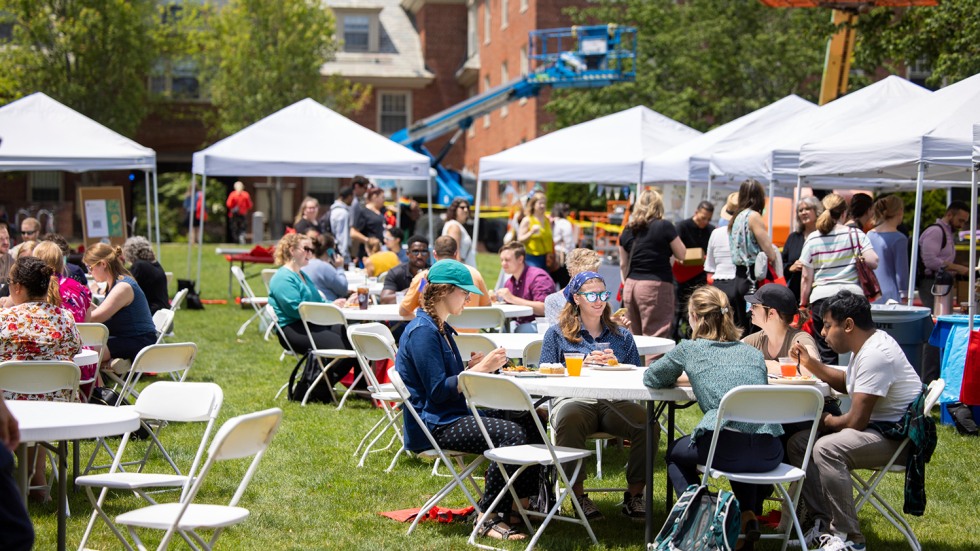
[786,290,924,551]
[539,271,648,521]
[83,243,156,362]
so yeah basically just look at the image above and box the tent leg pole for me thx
[197,175,206,295]
[969,163,977,331]
[427,175,434,247]
[907,163,926,305]
[153,171,161,257]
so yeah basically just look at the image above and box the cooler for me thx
[870,304,933,375]
[929,315,980,425]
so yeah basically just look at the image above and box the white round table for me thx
[9,401,140,551]
[341,303,533,322]
[485,333,676,359]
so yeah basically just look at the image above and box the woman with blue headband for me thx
[538,271,649,522]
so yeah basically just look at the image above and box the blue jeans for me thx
[525,254,547,269]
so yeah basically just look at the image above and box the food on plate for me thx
[502,365,530,373]
[607,357,619,366]
[538,362,566,375]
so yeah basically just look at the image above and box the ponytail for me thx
[47,275,61,307]
[817,193,847,235]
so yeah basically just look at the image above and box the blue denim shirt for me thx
[396,310,469,452]
[539,323,640,366]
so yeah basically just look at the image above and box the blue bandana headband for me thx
[563,271,604,303]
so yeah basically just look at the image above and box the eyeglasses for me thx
[21,230,38,236]
[576,291,611,303]
[409,249,429,256]
[459,289,471,300]
[303,247,316,254]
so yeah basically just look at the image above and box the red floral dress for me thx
[1,301,82,401]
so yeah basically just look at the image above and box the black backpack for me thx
[914,224,946,286]
[287,352,334,404]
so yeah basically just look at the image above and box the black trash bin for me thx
[870,304,933,375]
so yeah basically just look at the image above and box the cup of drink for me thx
[564,353,585,377]
[357,287,370,310]
[778,356,797,378]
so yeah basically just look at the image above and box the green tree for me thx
[0,0,158,136]
[197,0,369,138]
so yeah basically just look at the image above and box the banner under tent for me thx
[473,105,702,250]
[190,98,431,292]
[0,92,160,251]
[800,72,980,303]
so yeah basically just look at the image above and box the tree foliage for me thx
[0,0,157,136]
[196,0,370,138]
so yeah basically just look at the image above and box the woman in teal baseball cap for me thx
[395,259,541,542]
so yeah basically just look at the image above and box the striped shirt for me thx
[799,225,872,303]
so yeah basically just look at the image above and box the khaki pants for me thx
[623,278,674,338]
[552,399,652,487]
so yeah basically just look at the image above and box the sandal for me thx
[475,517,526,541]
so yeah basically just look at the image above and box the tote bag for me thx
[848,229,881,303]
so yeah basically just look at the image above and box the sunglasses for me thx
[303,247,315,254]
[409,249,429,256]
[576,291,611,303]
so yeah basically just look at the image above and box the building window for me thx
[467,1,478,57]
[483,0,491,45]
[501,0,508,29]
[306,177,340,206]
[149,57,200,99]
[343,15,370,52]
[483,76,491,128]
[500,62,509,118]
[907,57,935,90]
[29,171,61,202]
[379,91,410,136]
[520,0,528,13]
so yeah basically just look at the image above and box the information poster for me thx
[79,186,127,247]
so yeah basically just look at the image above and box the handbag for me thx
[848,228,881,303]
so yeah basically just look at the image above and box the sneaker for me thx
[574,493,604,521]
[819,534,867,551]
[621,491,645,521]
[789,517,827,548]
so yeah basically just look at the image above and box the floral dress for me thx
[1,301,82,401]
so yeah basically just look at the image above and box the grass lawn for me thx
[26,244,978,550]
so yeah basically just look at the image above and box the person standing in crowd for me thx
[787,290,925,551]
[84,244,157,361]
[293,196,324,236]
[380,235,430,305]
[517,193,554,270]
[326,187,354,265]
[10,217,40,257]
[674,201,715,338]
[226,181,253,244]
[352,187,387,262]
[798,193,878,365]
[442,198,477,267]
[705,193,741,327]
[183,188,206,245]
[729,179,776,336]
[301,233,349,302]
[645,286,781,549]
[399,235,491,318]
[386,227,408,263]
[917,201,971,310]
[619,188,685,338]
[496,241,554,333]
[540,271,648,521]
[122,236,170,314]
[844,193,874,232]
[395,259,535,543]
[867,195,909,304]
[550,202,576,288]
[268,233,357,393]
[347,176,371,259]
[783,196,824,304]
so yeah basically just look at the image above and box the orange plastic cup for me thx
[778,356,797,378]
[565,353,585,377]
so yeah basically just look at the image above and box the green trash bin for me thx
[870,304,933,375]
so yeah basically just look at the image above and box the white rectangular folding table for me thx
[9,401,140,551]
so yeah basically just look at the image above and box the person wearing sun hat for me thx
[395,259,542,542]
[742,284,817,367]
[538,271,648,522]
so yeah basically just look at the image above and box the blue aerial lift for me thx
[390,24,637,205]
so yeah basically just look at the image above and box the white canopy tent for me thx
[473,105,701,247]
[642,94,816,224]
[190,98,431,289]
[800,72,980,302]
[0,92,159,248]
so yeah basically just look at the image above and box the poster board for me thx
[78,186,127,248]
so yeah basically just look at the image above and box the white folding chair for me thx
[347,324,404,468]
[522,340,543,368]
[700,385,824,551]
[152,309,175,344]
[169,287,189,313]
[295,302,357,407]
[231,265,272,338]
[387,367,486,534]
[260,268,277,294]
[448,306,507,332]
[77,322,110,388]
[849,379,944,551]
[76,382,224,550]
[458,371,598,551]
[114,408,283,551]
[455,333,498,362]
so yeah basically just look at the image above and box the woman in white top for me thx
[441,198,475,266]
[798,193,878,364]
[705,192,745,331]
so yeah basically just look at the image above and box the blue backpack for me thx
[654,484,741,551]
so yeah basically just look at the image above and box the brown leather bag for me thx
[849,228,881,303]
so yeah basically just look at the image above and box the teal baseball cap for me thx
[426,259,483,295]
